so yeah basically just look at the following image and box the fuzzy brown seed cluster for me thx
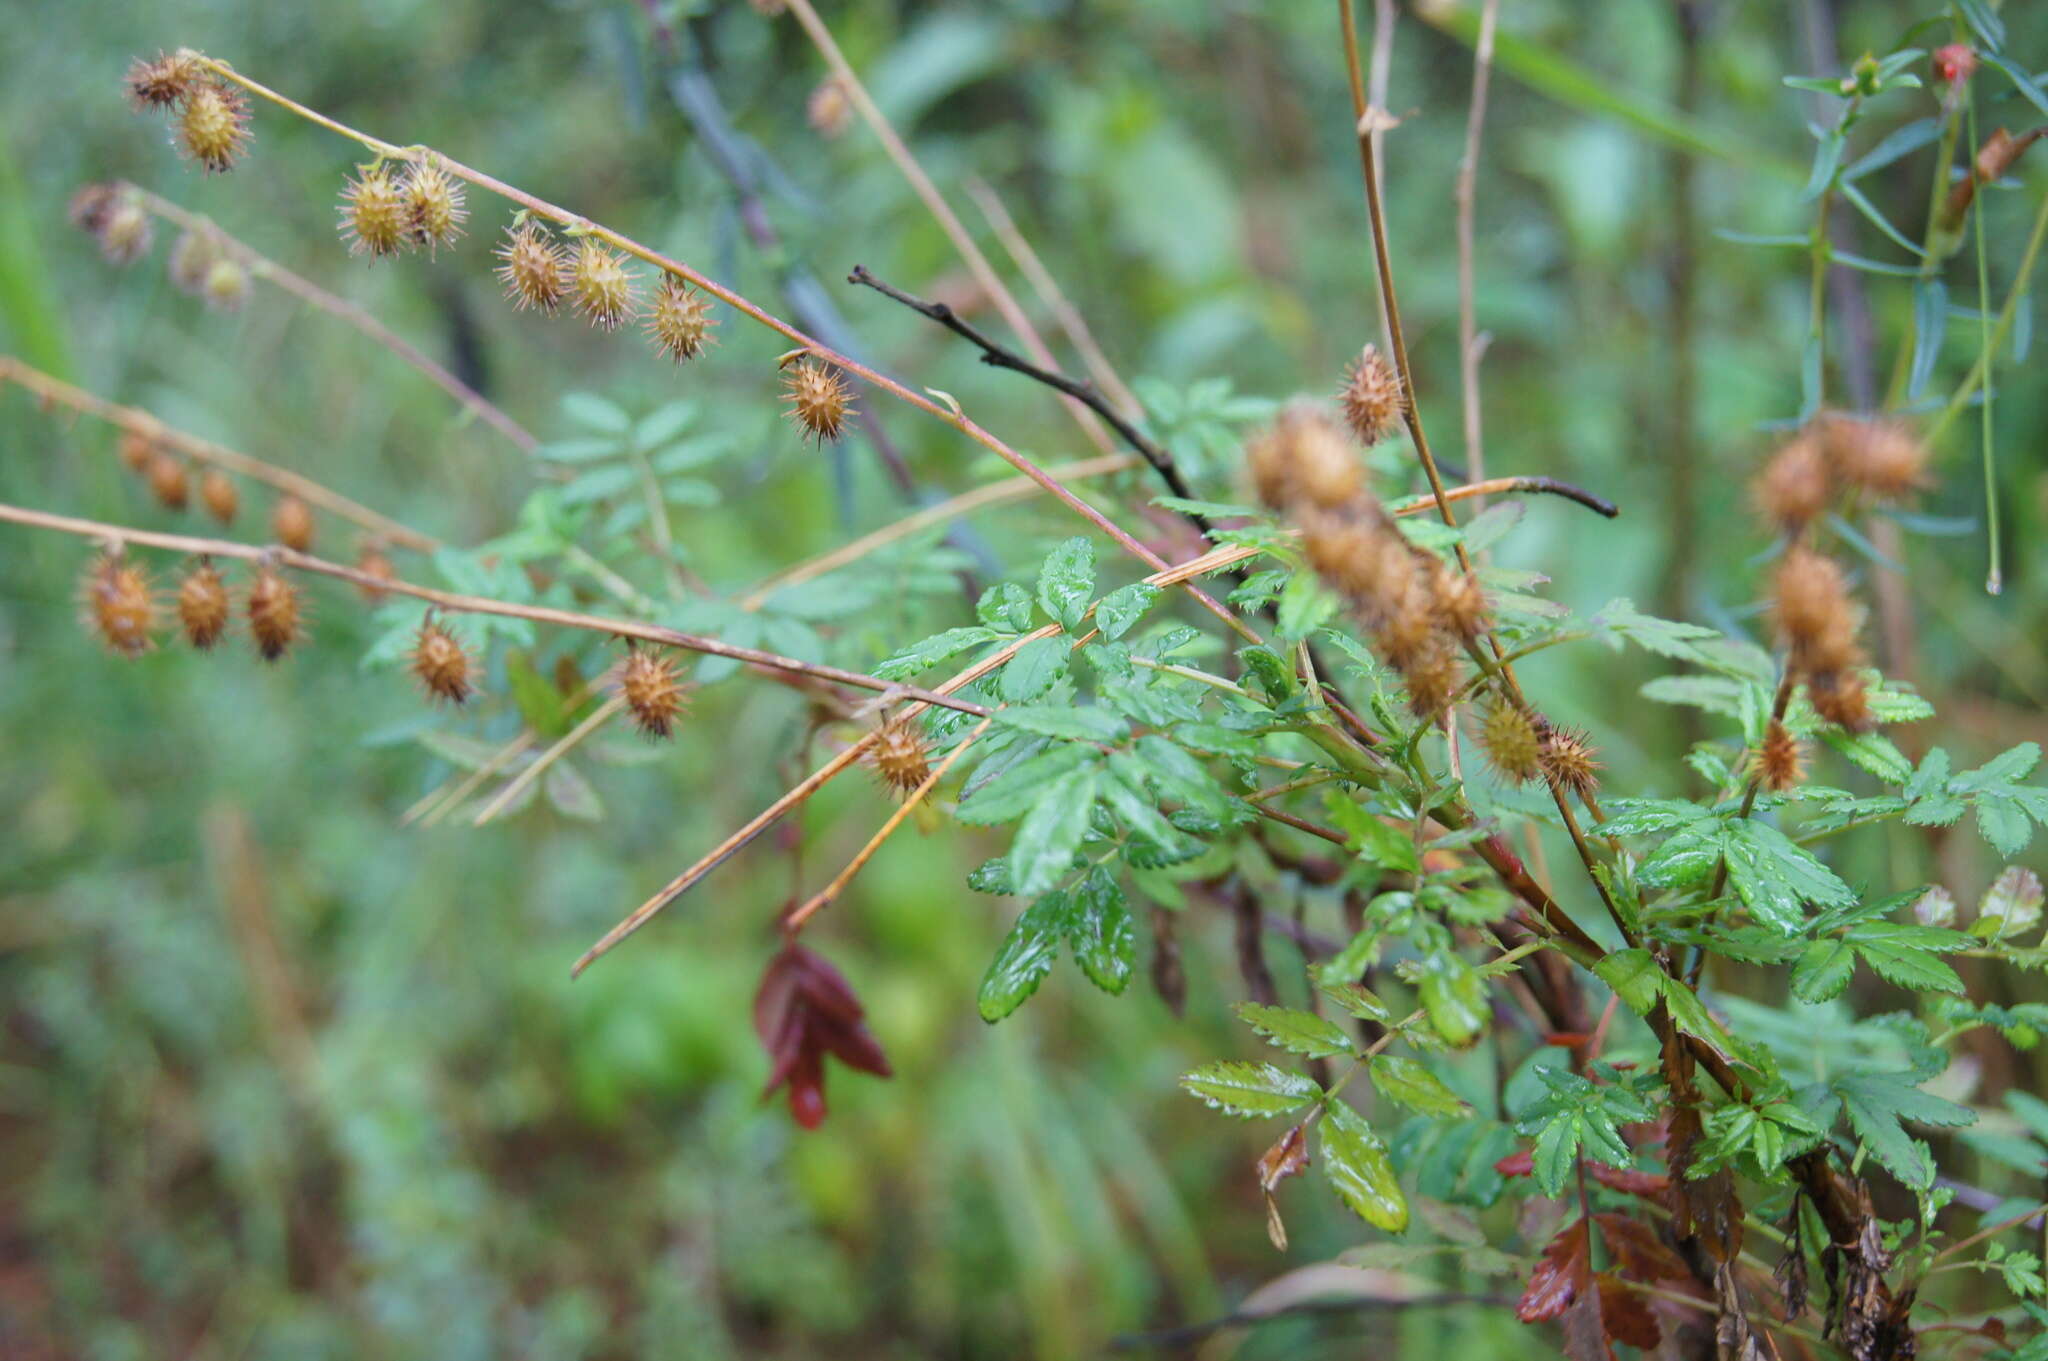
[646,277,717,363]
[200,469,239,525]
[82,554,157,657]
[148,452,190,510]
[1248,405,1363,514]
[272,495,315,553]
[572,242,638,331]
[868,715,932,795]
[126,51,199,110]
[1756,719,1806,792]
[783,359,854,444]
[1820,413,1929,502]
[1772,546,1872,731]
[355,545,397,602]
[174,81,252,173]
[617,647,686,739]
[495,222,566,312]
[1339,344,1405,446]
[807,79,853,138]
[70,185,154,266]
[1750,413,1931,533]
[410,616,474,705]
[246,565,304,661]
[119,427,154,474]
[177,560,231,649]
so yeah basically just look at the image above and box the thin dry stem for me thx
[472,696,624,826]
[784,716,994,932]
[115,184,536,451]
[740,453,1135,610]
[0,356,436,552]
[775,1,1122,458]
[0,500,989,717]
[187,53,1250,640]
[1454,0,1500,499]
[962,176,1142,418]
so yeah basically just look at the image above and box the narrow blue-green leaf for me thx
[1839,181,1926,259]
[1910,278,1948,400]
[1714,230,1810,248]
[1842,117,1940,181]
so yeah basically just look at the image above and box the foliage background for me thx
[1,1,2042,1356]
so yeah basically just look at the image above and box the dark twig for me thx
[848,265,1198,505]
[1111,1294,1514,1350]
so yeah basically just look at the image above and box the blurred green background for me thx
[2,1,2042,1357]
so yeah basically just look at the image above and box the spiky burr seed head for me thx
[126,51,199,110]
[783,359,853,443]
[1247,404,1363,513]
[616,647,685,739]
[339,165,410,259]
[201,257,249,312]
[1772,546,1861,676]
[646,277,718,363]
[168,229,217,294]
[1755,719,1806,792]
[571,241,638,331]
[82,554,157,657]
[354,544,396,603]
[118,428,154,473]
[1538,724,1602,801]
[97,199,154,266]
[1820,414,1930,503]
[868,715,932,795]
[148,452,190,510]
[1752,431,1832,533]
[1339,344,1405,447]
[495,222,566,312]
[1808,668,1873,733]
[177,560,230,650]
[200,469,239,525]
[807,79,852,138]
[401,160,466,255]
[246,565,303,661]
[410,616,474,705]
[1479,703,1542,784]
[271,494,315,553]
[175,81,251,173]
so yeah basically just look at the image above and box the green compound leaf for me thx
[1180,1061,1321,1118]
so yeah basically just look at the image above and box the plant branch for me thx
[110,184,536,452]
[0,500,988,717]
[848,265,1196,504]
[472,697,623,826]
[1454,0,1500,495]
[0,355,437,552]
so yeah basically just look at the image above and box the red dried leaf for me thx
[1596,1273,1660,1350]
[1518,1218,1592,1323]
[1594,1214,1690,1286]
[753,943,892,1129]
[1560,1286,1617,1361]
[1588,1164,1672,1199]
[1495,1149,1535,1178]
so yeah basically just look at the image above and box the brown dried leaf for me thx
[1595,1213,1691,1286]
[1258,1122,1312,1251]
[1596,1273,1660,1350]
[1943,127,2047,228]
